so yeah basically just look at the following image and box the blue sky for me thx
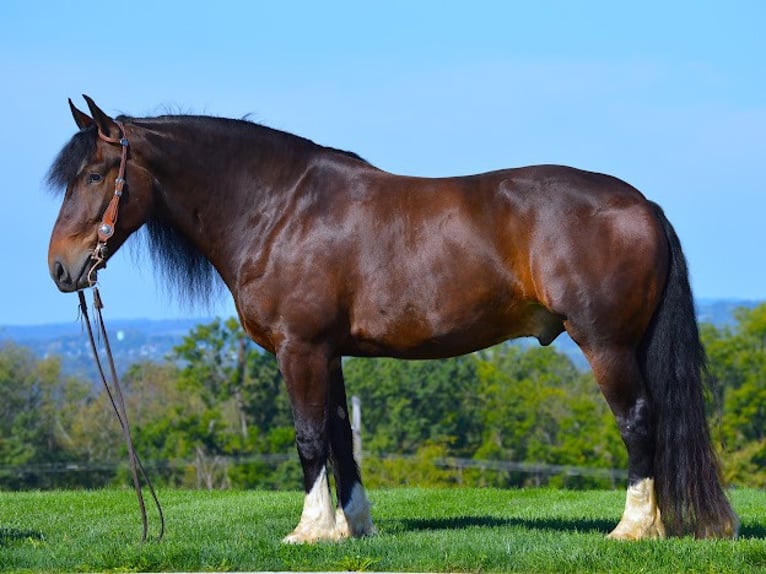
[1,1,763,325]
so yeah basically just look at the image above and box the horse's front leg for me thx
[328,357,375,538]
[277,342,345,544]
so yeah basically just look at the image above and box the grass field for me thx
[1,487,766,573]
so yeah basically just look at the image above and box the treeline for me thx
[1,306,764,490]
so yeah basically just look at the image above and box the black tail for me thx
[638,203,737,538]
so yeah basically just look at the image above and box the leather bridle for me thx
[86,121,129,286]
[78,122,165,542]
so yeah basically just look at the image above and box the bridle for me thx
[86,121,129,285]
[78,122,165,542]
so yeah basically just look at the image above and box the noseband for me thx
[87,122,129,285]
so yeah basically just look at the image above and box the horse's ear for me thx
[82,94,120,139]
[69,98,94,130]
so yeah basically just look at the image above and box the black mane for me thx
[118,113,369,164]
[46,114,369,195]
[47,113,371,307]
[142,216,224,310]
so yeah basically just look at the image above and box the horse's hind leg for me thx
[328,358,375,537]
[582,344,666,540]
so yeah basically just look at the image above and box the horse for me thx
[47,95,737,542]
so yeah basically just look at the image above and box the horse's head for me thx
[47,96,154,292]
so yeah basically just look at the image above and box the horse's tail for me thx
[638,202,737,538]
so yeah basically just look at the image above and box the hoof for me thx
[282,473,376,544]
[608,478,666,540]
[336,507,376,538]
[282,523,348,544]
[607,516,666,540]
[336,482,376,538]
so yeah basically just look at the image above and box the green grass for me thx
[1,487,765,573]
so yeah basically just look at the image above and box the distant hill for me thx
[695,298,761,327]
[0,299,761,378]
[0,317,205,381]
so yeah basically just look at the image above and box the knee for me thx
[295,425,328,463]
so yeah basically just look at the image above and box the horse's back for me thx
[334,163,666,357]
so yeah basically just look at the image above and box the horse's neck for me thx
[145,125,310,283]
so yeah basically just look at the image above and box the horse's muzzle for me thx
[50,254,97,292]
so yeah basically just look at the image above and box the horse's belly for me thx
[346,299,564,359]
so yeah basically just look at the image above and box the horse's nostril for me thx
[52,259,71,287]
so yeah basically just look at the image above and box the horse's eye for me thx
[87,173,103,184]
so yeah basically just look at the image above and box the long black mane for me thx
[46,114,367,307]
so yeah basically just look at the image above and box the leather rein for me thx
[78,122,165,542]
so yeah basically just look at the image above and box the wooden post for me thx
[351,395,362,467]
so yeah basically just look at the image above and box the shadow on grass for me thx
[394,515,766,539]
[392,515,614,535]
[739,522,766,539]
[0,527,45,546]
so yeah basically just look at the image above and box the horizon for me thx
[1,296,760,330]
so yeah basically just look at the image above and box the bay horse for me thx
[47,96,736,542]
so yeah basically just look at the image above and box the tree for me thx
[0,343,93,488]
[702,304,766,486]
[473,344,624,487]
[169,318,297,488]
[7,304,764,491]
[173,317,252,438]
[344,355,483,456]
